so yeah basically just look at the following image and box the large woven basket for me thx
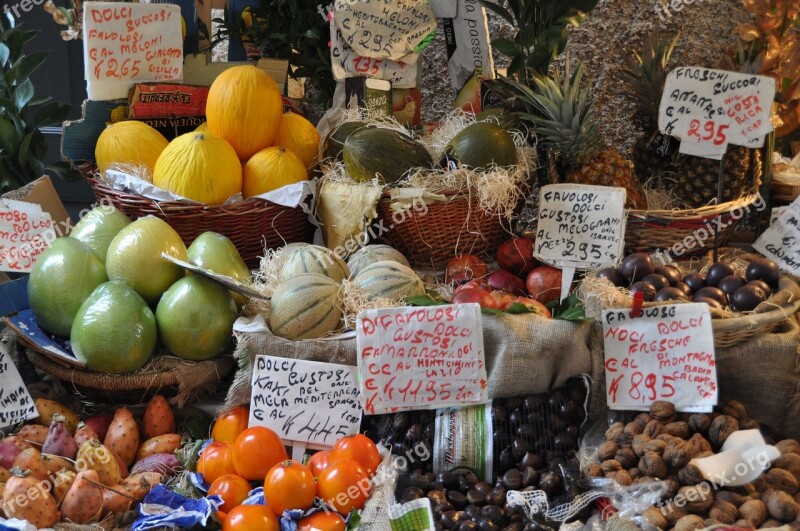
[24,348,235,407]
[374,189,516,270]
[85,170,312,268]
[625,190,762,255]
[772,180,800,203]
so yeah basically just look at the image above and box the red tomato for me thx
[330,434,382,476]
[297,511,347,531]
[222,504,278,531]
[212,406,250,443]
[231,427,288,481]
[316,459,370,514]
[306,450,332,477]
[197,441,237,484]
[264,460,316,515]
[208,474,252,512]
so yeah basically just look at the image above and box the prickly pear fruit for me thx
[61,469,104,524]
[142,394,175,439]
[42,413,79,459]
[104,407,139,467]
[76,440,122,486]
[2,469,60,528]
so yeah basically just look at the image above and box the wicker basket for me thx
[772,180,800,203]
[374,189,516,270]
[625,190,762,255]
[85,171,313,268]
[24,348,234,407]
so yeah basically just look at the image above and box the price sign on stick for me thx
[0,347,38,427]
[83,2,183,100]
[602,303,717,412]
[534,184,627,299]
[658,67,775,159]
[248,357,362,448]
[356,304,488,415]
[753,196,800,275]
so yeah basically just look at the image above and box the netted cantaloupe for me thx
[269,274,342,340]
[153,132,242,205]
[343,128,433,184]
[206,65,283,160]
[242,146,307,197]
[274,113,320,171]
[352,261,425,301]
[279,244,349,284]
[95,121,169,175]
[347,245,410,278]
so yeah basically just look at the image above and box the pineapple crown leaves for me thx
[0,15,78,191]
[620,29,679,129]
[520,61,604,167]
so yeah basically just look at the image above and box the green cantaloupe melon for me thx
[269,273,342,340]
[352,260,425,301]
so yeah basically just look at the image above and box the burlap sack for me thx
[225,314,601,411]
[588,317,800,439]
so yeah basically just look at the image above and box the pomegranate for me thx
[445,254,489,284]
[451,288,498,309]
[487,270,527,296]
[526,265,562,304]
[510,296,552,318]
[496,237,538,276]
[489,290,516,309]
[453,278,489,295]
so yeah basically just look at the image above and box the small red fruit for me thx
[526,265,562,304]
[452,288,498,310]
[445,254,489,284]
[496,237,538,276]
[453,278,489,295]
[487,269,527,296]
[510,296,552,317]
[489,290,516,310]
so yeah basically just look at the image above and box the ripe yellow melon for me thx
[206,65,283,160]
[243,146,307,197]
[274,112,320,171]
[95,121,169,175]
[153,132,242,205]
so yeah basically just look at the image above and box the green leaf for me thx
[28,95,51,106]
[46,161,81,182]
[16,131,32,168]
[28,156,44,179]
[491,38,521,58]
[0,118,20,151]
[33,101,70,127]
[481,307,504,316]
[13,78,33,111]
[504,302,532,314]
[346,511,361,530]
[479,0,515,25]
[407,295,447,307]
[0,43,9,67]
[8,51,48,84]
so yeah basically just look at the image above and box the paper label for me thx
[534,184,627,270]
[430,0,458,17]
[753,196,800,274]
[658,67,775,159]
[0,201,57,273]
[602,303,718,412]
[333,0,436,61]
[83,2,183,100]
[356,304,488,415]
[127,84,208,118]
[771,206,788,225]
[330,16,418,88]
[443,0,494,91]
[248,356,362,447]
[0,347,38,427]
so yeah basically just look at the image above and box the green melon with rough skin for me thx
[269,273,342,340]
[445,122,518,171]
[323,121,372,161]
[279,244,349,283]
[347,244,410,278]
[352,260,425,301]
[343,127,433,184]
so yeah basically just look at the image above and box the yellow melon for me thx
[95,121,168,175]
[274,112,320,171]
[206,65,283,160]
[243,146,307,197]
[153,132,242,205]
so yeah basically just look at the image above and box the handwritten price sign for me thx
[754,195,800,275]
[534,184,626,270]
[356,304,488,415]
[83,2,183,100]
[0,201,57,273]
[0,347,37,428]
[249,356,362,447]
[658,67,775,159]
[602,303,717,412]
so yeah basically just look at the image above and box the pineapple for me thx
[522,62,647,209]
[621,29,679,184]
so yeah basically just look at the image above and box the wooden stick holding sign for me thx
[533,184,627,300]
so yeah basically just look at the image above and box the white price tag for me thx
[754,196,800,275]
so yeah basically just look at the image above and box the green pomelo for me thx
[187,231,251,308]
[343,127,433,184]
[27,237,108,338]
[446,122,518,171]
[156,275,237,361]
[105,216,188,305]
[70,205,132,263]
[70,281,156,373]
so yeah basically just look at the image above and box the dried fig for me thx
[629,467,640,480]
[643,419,663,438]
[634,413,652,429]
[662,502,689,525]
[624,422,643,437]
[761,518,784,528]
[765,468,799,494]
[678,464,706,486]
[642,506,668,529]
[664,421,691,439]
[776,440,800,456]
[657,433,676,443]
[733,519,755,529]
[639,452,668,479]
[608,469,633,486]
[605,422,625,442]
[765,489,800,522]
[584,463,603,478]
[650,401,677,423]
[723,400,748,419]
[678,484,715,513]
[688,413,712,435]
[597,441,618,462]
[615,447,637,469]
[688,433,712,454]
[601,459,623,474]
[739,499,768,527]
[709,415,739,447]
[673,514,706,531]
[664,439,693,469]
[709,500,739,524]
[717,490,746,507]
[633,434,651,457]
[740,418,760,430]
[774,453,800,483]
[644,439,667,455]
